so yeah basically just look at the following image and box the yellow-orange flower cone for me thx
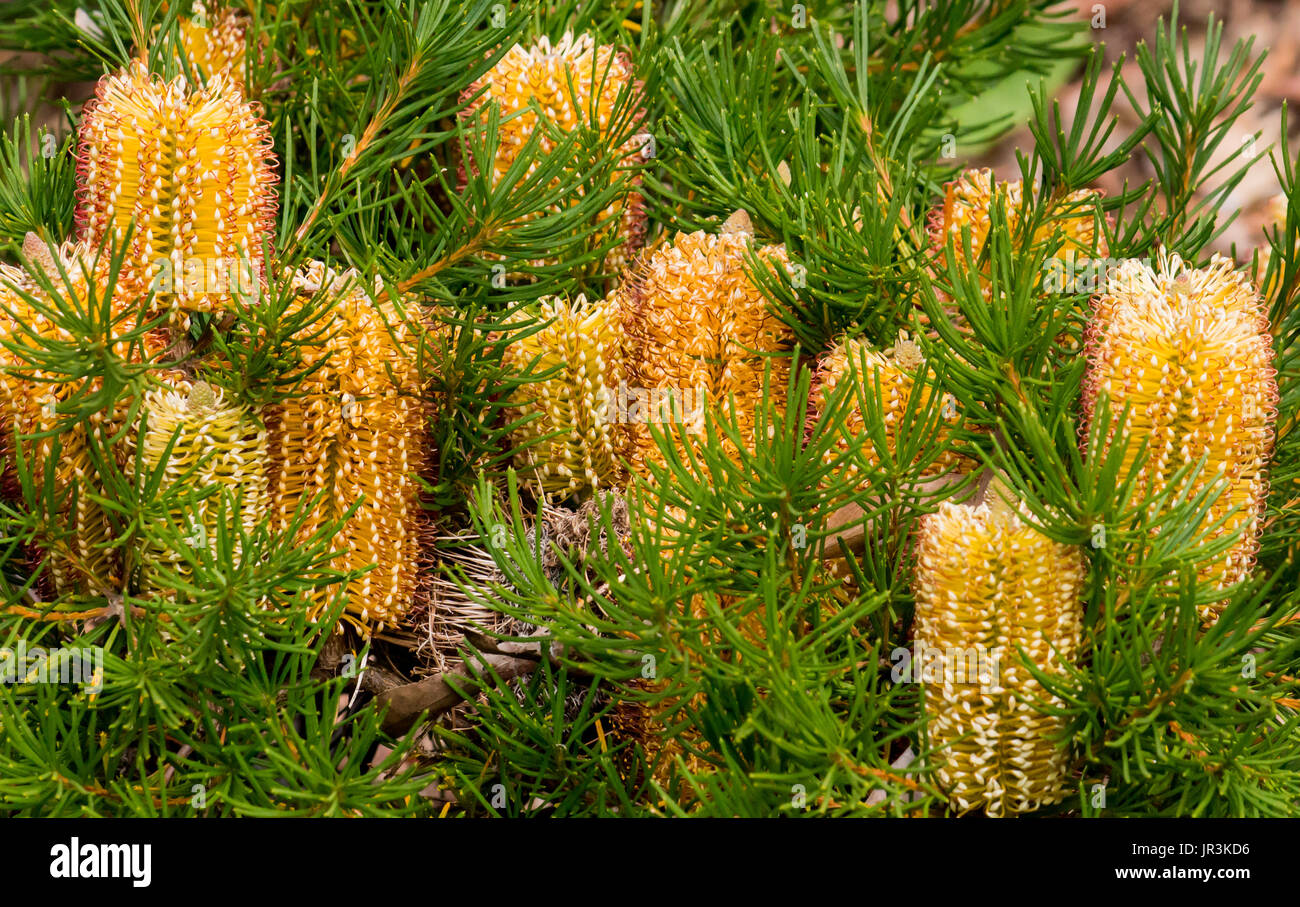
[265,262,429,635]
[74,60,277,321]
[927,168,1108,350]
[0,236,170,596]
[809,329,967,493]
[1258,193,1289,307]
[1082,252,1277,619]
[929,168,1106,273]
[502,293,625,497]
[136,379,269,595]
[460,32,648,273]
[913,498,1084,816]
[618,212,795,478]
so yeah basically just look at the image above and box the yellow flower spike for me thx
[809,329,966,495]
[174,1,249,85]
[618,215,795,476]
[502,293,625,497]
[460,32,648,273]
[0,240,78,494]
[74,60,278,321]
[913,499,1085,817]
[1082,251,1278,619]
[0,238,171,596]
[265,262,429,636]
[929,168,1107,271]
[136,378,269,594]
[926,169,1108,351]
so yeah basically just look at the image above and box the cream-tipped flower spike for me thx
[1082,251,1277,619]
[809,329,966,494]
[175,1,249,84]
[137,379,269,594]
[0,236,171,596]
[929,168,1107,270]
[460,32,648,272]
[75,60,277,322]
[619,213,794,475]
[266,261,429,635]
[503,293,624,497]
[914,499,1085,817]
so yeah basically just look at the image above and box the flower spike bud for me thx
[265,261,429,636]
[460,32,647,273]
[136,378,269,594]
[21,231,60,281]
[502,293,625,497]
[720,208,753,236]
[914,500,1085,817]
[75,60,277,320]
[618,225,794,476]
[1082,251,1277,619]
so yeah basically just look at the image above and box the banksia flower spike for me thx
[927,169,1108,353]
[809,329,966,494]
[619,211,795,476]
[929,168,1107,272]
[913,498,1085,817]
[1082,252,1278,618]
[173,1,250,84]
[460,32,648,272]
[0,235,89,491]
[136,379,269,594]
[1,254,112,596]
[929,168,1107,334]
[502,293,625,497]
[0,236,170,596]
[266,262,429,635]
[74,60,277,322]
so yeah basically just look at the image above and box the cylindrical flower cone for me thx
[459,32,648,274]
[74,60,277,322]
[913,499,1084,817]
[929,168,1107,274]
[1258,193,1289,307]
[618,212,795,477]
[502,293,625,497]
[136,379,269,595]
[265,262,430,635]
[1,237,170,597]
[928,168,1107,347]
[809,329,967,492]
[809,329,969,581]
[1082,252,1278,619]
